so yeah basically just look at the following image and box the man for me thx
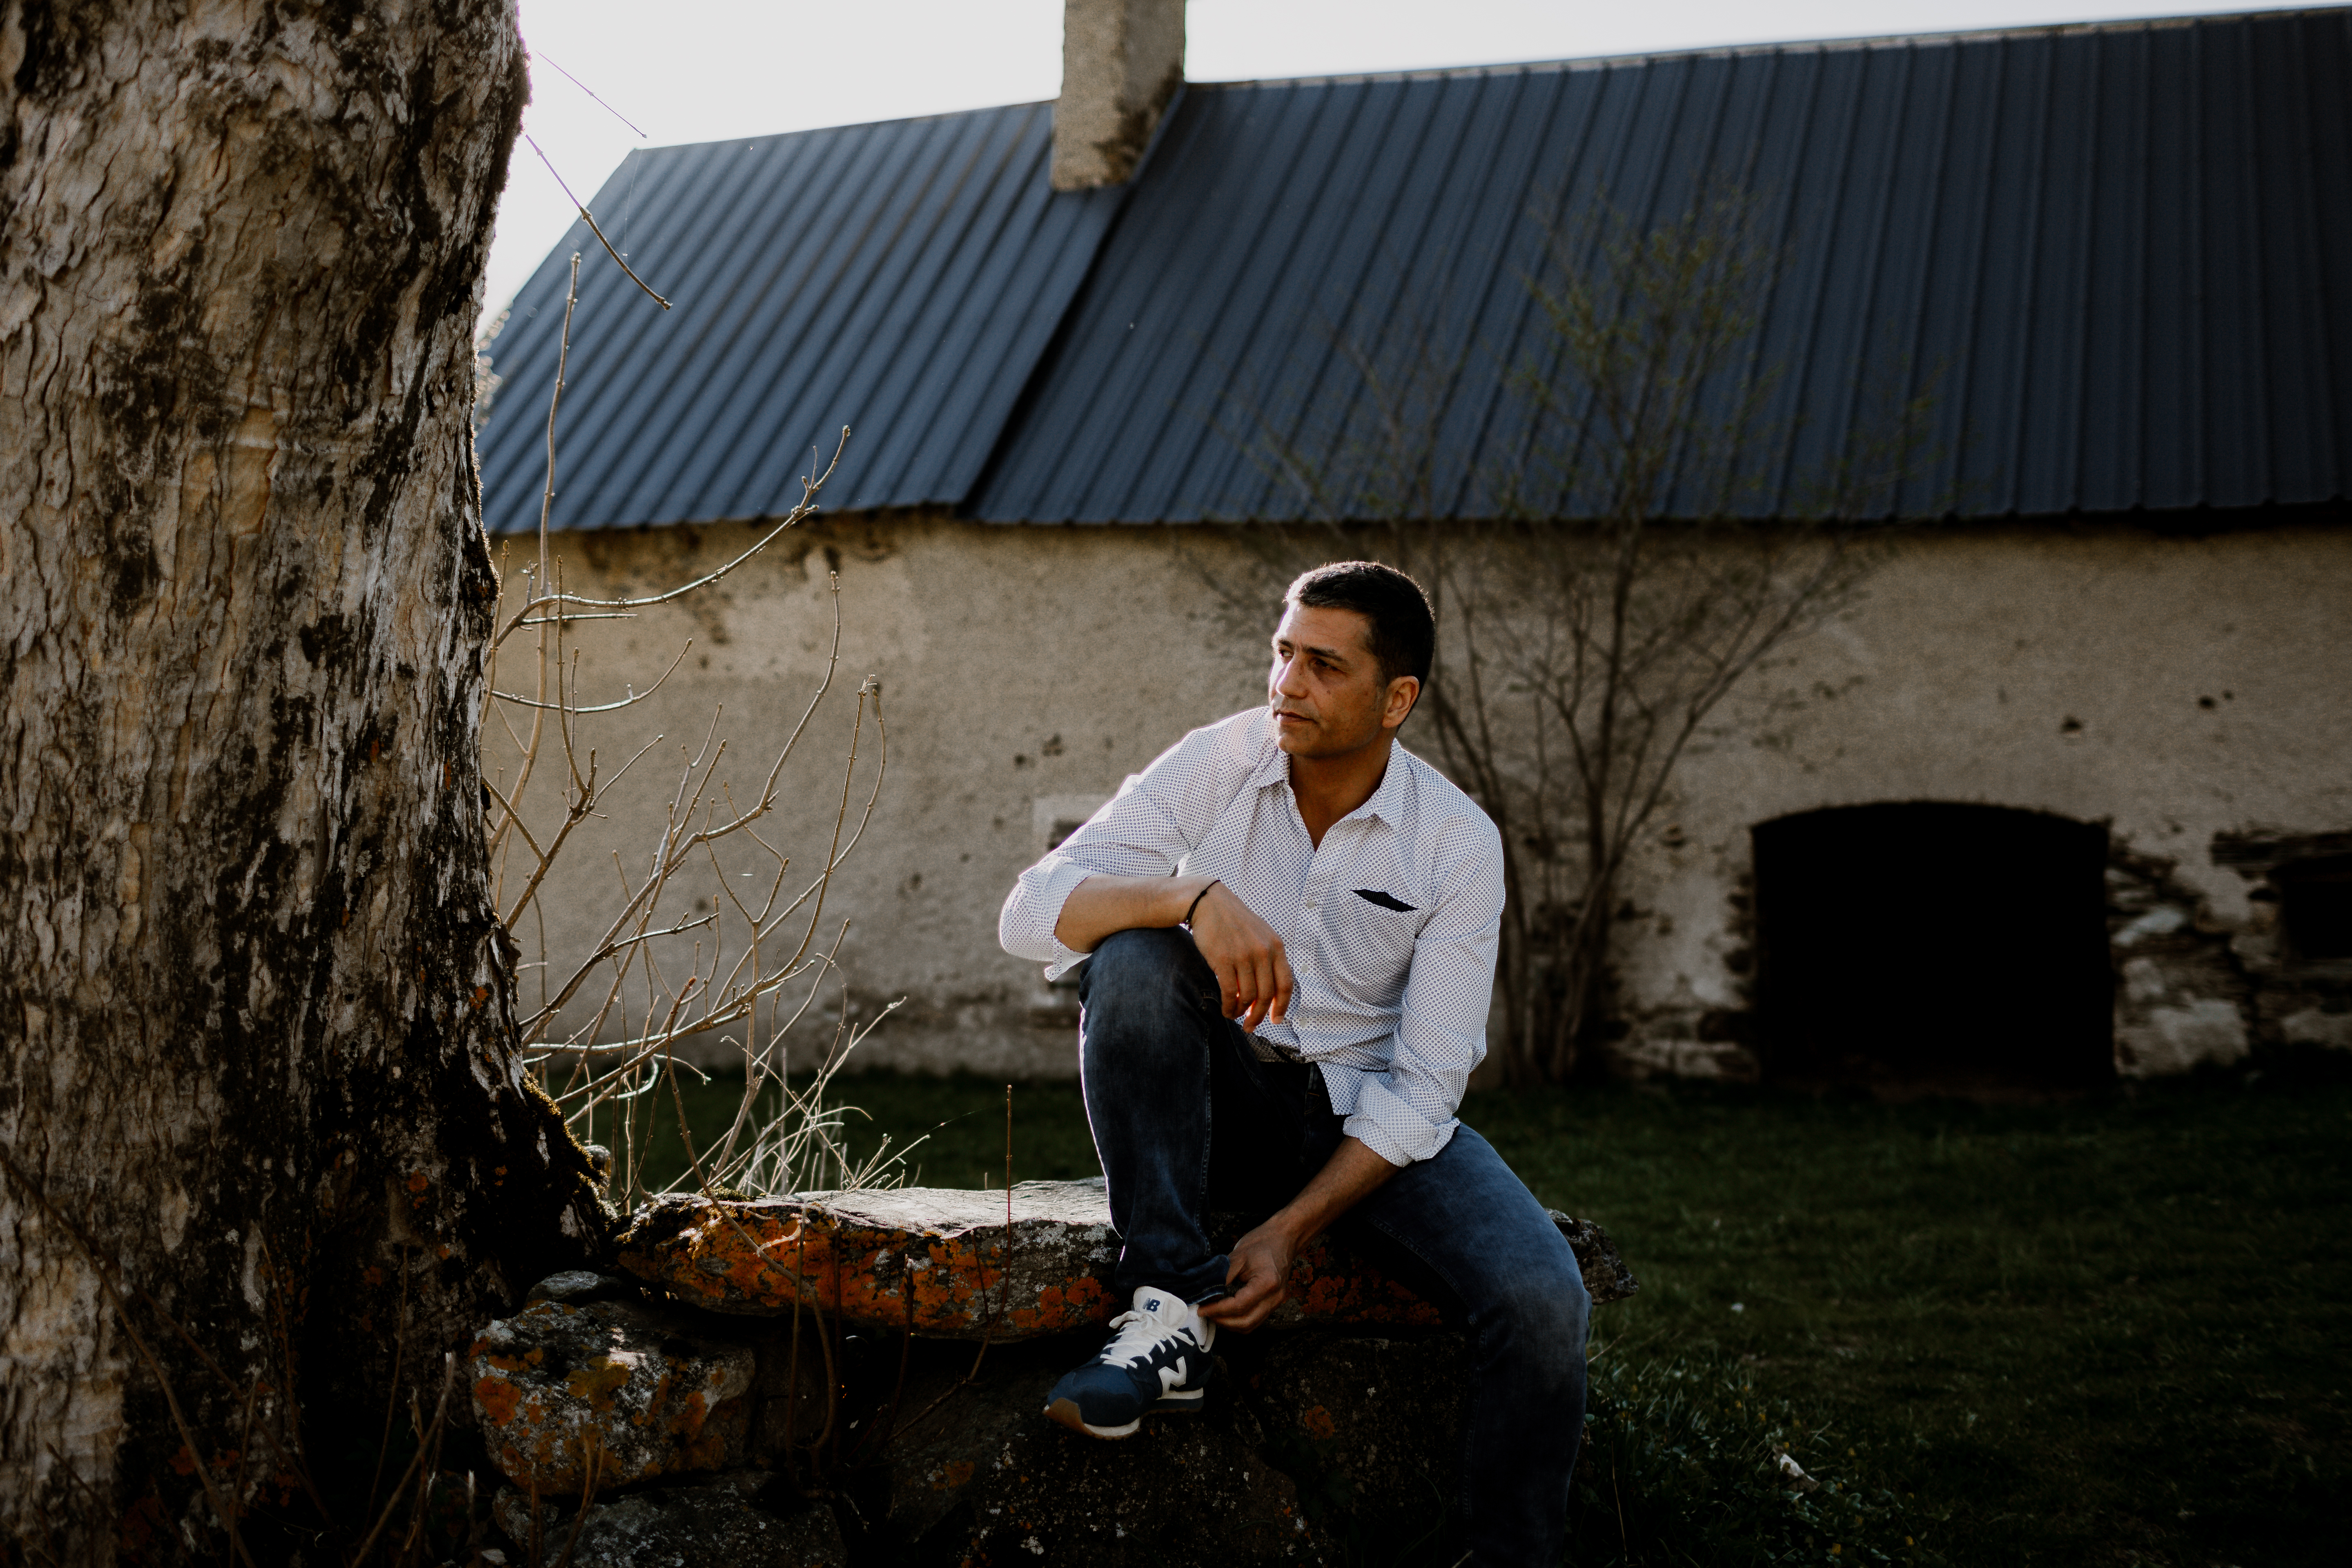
[998,561,1589,1567]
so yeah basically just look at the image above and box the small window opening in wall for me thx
[2276,855,2352,962]
[1752,803,2114,1090]
[1033,794,1111,855]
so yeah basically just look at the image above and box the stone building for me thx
[474,2,2352,1087]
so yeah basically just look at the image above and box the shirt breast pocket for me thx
[1319,888,1423,1003]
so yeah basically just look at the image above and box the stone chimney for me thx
[1052,0,1185,191]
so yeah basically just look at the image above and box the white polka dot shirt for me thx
[999,708,1505,1166]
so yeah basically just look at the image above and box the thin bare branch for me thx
[524,134,671,309]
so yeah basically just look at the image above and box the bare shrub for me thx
[1213,178,1945,1082]
[480,256,908,1205]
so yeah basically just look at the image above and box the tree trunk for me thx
[0,2,602,1559]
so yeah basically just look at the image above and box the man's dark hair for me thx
[1284,560,1436,689]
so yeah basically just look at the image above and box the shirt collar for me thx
[1247,715,1293,791]
[1357,746,1412,825]
[1249,722,1413,827]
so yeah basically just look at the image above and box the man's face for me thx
[1267,602,1415,759]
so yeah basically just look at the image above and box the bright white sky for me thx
[488,0,2261,313]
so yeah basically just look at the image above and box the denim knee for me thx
[1078,927,1206,1015]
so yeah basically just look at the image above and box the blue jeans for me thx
[1076,927,1590,1568]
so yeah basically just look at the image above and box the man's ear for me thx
[1382,675,1421,732]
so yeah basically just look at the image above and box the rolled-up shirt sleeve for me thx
[1341,824,1504,1165]
[998,722,1245,980]
[997,854,1105,978]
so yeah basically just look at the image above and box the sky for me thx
[487,0,2265,314]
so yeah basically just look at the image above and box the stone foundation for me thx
[465,1181,1636,1564]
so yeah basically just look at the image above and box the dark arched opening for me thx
[1752,803,2114,1090]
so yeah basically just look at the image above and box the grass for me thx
[630,1066,2351,1566]
[621,1070,1105,1197]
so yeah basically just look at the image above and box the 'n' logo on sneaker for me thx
[1157,1359,1188,1395]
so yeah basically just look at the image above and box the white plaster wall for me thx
[1606,524,2352,1078]
[486,514,1267,1080]
[489,516,2352,1081]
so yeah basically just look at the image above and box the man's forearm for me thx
[1199,1134,1397,1329]
[1266,1135,1396,1247]
[1052,872,1215,953]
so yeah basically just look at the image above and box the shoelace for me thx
[1097,1307,1193,1368]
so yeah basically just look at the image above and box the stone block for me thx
[474,1214,1634,1566]
[1550,1212,1640,1305]
[525,1270,640,1307]
[469,1297,753,1496]
[2116,996,2250,1075]
[619,1182,1120,1338]
[2280,1005,2352,1051]
[617,1180,1636,1341]
[493,1469,844,1567]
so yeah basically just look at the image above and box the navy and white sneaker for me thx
[1042,1285,1218,1439]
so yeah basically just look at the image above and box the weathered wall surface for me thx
[487,513,1265,1083]
[492,516,2351,1084]
[1608,523,2352,1082]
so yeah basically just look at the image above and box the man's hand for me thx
[1198,1219,1298,1332]
[1051,874,1295,1031]
[1199,1136,1398,1333]
[1186,881,1294,1031]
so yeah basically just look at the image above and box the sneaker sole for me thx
[1043,1383,1208,1439]
[1045,1397,1140,1439]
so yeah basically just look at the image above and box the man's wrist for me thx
[1268,1184,1349,1251]
[1166,874,1217,927]
[1266,1208,1319,1251]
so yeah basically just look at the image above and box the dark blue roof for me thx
[476,7,2352,530]
[476,103,1122,530]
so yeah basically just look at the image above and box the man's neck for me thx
[1286,733,1394,848]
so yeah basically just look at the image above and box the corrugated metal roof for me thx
[475,103,1124,531]
[476,9,2352,532]
[969,7,2352,521]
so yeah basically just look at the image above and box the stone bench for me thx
[468,1180,1637,1566]
[612,1176,1638,1336]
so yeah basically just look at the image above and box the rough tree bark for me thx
[0,2,603,1559]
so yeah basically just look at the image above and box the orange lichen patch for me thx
[1300,1405,1337,1440]
[1287,1238,1448,1329]
[406,1172,429,1192]
[618,1189,1480,1340]
[468,1298,752,1497]
[622,1194,1129,1339]
[935,1460,976,1490]
[475,1375,521,1426]
[564,1357,633,1411]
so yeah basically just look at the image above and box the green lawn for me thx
[624,1069,2350,1566]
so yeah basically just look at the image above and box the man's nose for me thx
[1272,655,1310,696]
